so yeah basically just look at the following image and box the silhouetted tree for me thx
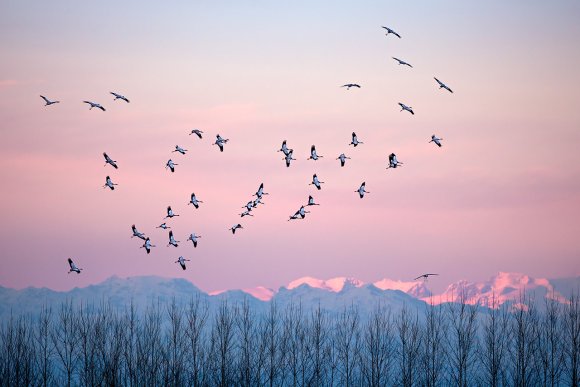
[421,300,447,387]
[396,305,422,387]
[360,304,394,387]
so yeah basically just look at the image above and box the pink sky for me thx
[0,1,579,293]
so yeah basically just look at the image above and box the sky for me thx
[0,0,579,293]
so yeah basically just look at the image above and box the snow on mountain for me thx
[373,278,432,298]
[286,276,365,292]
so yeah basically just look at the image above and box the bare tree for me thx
[563,291,580,387]
[421,300,447,387]
[51,301,78,387]
[0,315,35,387]
[360,304,394,387]
[446,290,478,387]
[209,300,236,387]
[537,293,564,386]
[261,301,285,386]
[236,298,263,387]
[165,299,186,386]
[185,295,209,387]
[510,292,539,386]
[34,305,54,387]
[136,302,164,386]
[335,305,361,387]
[122,301,139,387]
[76,303,100,387]
[307,303,330,386]
[396,305,422,387]
[478,293,511,387]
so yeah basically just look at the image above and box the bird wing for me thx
[68,258,73,267]
[98,105,106,111]
[40,95,50,103]
[393,31,401,38]
[434,77,443,86]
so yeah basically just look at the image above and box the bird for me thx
[288,205,310,221]
[131,225,146,240]
[213,134,229,152]
[229,224,243,234]
[337,153,351,167]
[398,103,414,115]
[284,150,296,167]
[188,193,203,209]
[254,183,269,199]
[381,26,401,38]
[103,176,118,190]
[40,95,59,106]
[356,182,369,198]
[110,92,130,103]
[310,174,324,190]
[83,101,106,111]
[173,145,188,155]
[67,258,82,274]
[103,152,118,169]
[349,132,363,147]
[157,223,170,230]
[243,201,253,212]
[167,231,180,247]
[189,129,203,139]
[240,210,254,218]
[187,233,201,247]
[175,256,191,270]
[392,57,412,67]
[429,135,443,147]
[341,83,361,90]
[414,273,439,281]
[306,195,320,206]
[141,238,155,254]
[166,159,178,173]
[434,77,453,93]
[164,206,179,219]
[308,145,323,161]
[278,140,290,155]
[386,153,403,169]
[252,198,264,208]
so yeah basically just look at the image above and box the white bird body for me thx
[189,129,203,138]
[230,224,243,234]
[83,101,105,111]
[175,256,191,270]
[392,57,412,67]
[240,210,254,218]
[310,174,324,190]
[188,193,203,208]
[103,176,118,190]
[173,145,188,155]
[110,92,130,103]
[288,205,309,221]
[157,223,170,230]
[167,230,180,247]
[398,103,414,115]
[252,198,264,208]
[103,152,118,169]
[214,134,229,152]
[356,182,369,198]
[434,77,453,93]
[187,233,201,247]
[308,145,323,161]
[284,150,296,167]
[165,206,179,219]
[306,195,320,206]
[337,153,351,167]
[278,140,290,155]
[166,159,178,172]
[131,224,146,240]
[349,132,363,147]
[429,135,443,147]
[254,183,269,199]
[67,258,82,274]
[40,95,59,106]
[141,238,155,254]
[387,153,403,169]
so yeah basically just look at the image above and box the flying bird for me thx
[429,135,443,147]
[188,193,203,209]
[189,129,203,139]
[284,150,296,167]
[243,201,253,212]
[103,176,118,190]
[103,152,118,169]
[157,223,170,230]
[308,145,323,161]
[110,92,130,103]
[131,224,146,240]
[341,83,361,90]
[167,231,180,247]
[40,95,59,106]
[434,77,453,93]
[310,174,324,190]
[175,256,191,270]
[213,134,229,152]
[240,210,254,218]
[356,182,369,199]
[164,206,179,219]
[337,153,351,167]
[165,159,178,173]
[306,195,320,206]
[254,183,269,199]
[392,57,412,67]
[278,140,290,155]
[386,153,403,169]
[252,198,264,208]
[67,258,82,274]
[83,101,106,111]
[398,103,414,115]
[141,238,155,254]
[288,205,310,221]
[173,145,188,155]
[381,26,401,38]
[187,233,201,247]
[349,132,363,147]
[229,224,243,234]
[414,273,439,281]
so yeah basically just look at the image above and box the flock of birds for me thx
[57,25,448,281]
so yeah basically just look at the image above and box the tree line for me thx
[1,291,579,387]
